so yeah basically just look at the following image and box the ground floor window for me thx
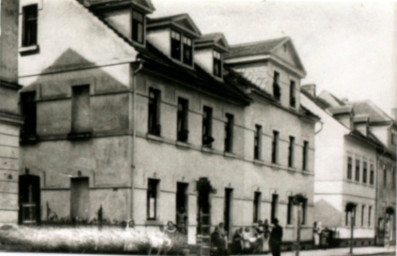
[147,179,159,220]
[271,194,278,222]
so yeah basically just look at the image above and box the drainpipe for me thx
[130,59,144,221]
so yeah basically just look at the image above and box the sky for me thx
[151,0,397,116]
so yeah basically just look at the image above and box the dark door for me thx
[224,188,233,235]
[70,177,89,220]
[176,182,188,234]
[19,174,41,224]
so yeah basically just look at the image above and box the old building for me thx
[301,85,396,247]
[0,0,23,224]
[17,0,318,248]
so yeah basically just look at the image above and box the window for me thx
[347,157,353,180]
[213,50,222,77]
[288,136,295,167]
[177,97,189,142]
[383,167,387,186]
[72,85,91,133]
[148,88,161,136]
[253,192,261,223]
[202,106,213,147]
[171,30,181,61]
[345,210,349,226]
[272,131,279,164]
[273,71,281,101]
[287,196,293,225]
[21,92,37,138]
[182,36,193,66]
[361,205,365,227]
[147,179,159,220]
[301,199,307,225]
[355,159,360,182]
[22,5,38,47]
[302,141,309,171]
[370,164,375,185]
[363,161,368,183]
[254,125,262,160]
[368,206,372,226]
[132,11,144,44]
[289,80,296,107]
[271,194,278,222]
[224,114,234,153]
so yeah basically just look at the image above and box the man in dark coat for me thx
[269,218,283,256]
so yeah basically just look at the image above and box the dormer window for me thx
[132,11,144,44]
[171,30,193,66]
[171,31,182,61]
[213,50,222,77]
[183,37,192,66]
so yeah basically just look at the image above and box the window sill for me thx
[271,163,281,170]
[146,134,164,143]
[201,146,214,154]
[67,131,92,140]
[287,167,297,173]
[145,220,163,226]
[176,141,190,149]
[224,152,236,159]
[20,134,39,144]
[19,45,40,56]
[253,159,265,166]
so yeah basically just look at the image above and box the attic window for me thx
[171,31,182,61]
[171,30,193,66]
[132,11,144,44]
[182,37,192,66]
[213,50,222,77]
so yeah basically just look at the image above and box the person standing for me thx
[269,218,283,256]
[263,219,270,251]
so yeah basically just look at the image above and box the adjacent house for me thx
[17,0,318,248]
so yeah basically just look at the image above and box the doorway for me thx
[176,182,188,234]
[19,174,41,224]
[70,177,89,220]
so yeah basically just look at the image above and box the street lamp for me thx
[346,202,357,254]
[292,193,307,256]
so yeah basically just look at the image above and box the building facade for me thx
[17,0,318,247]
[0,0,23,225]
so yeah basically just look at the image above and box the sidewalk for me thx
[277,246,396,256]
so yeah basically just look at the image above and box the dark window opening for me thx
[224,113,234,153]
[253,191,261,223]
[347,157,353,180]
[171,30,181,61]
[287,196,293,225]
[224,188,233,235]
[254,125,262,160]
[288,136,295,167]
[147,179,159,220]
[355,159,360,182]
[71,85,91,133]
[290,80,296,107]
[271,194,278,222]
[202,106,213,147]
[383,168,387,186]
[213,51,222,77]
[148,88,161,136]
[22,5,38,47]
[361,205,365,227]
[132,11,144,44]
[368,206,372,226]
[177,97,189,142]
[273,71,281,101]
[21,92,37,139]
[182,36,193,66]
[303,141,309,171]
[272,130,279,164]
[18,174,40,224]
[363,162,368,183]
[370,164,374,185]
[176,182,188,234]
[301,198,307,225]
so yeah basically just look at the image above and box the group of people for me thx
[211,218,283,256]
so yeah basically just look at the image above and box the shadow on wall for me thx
[314,199,342,228]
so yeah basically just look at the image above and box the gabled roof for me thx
[85,0,155,13]
[195,33,229,52]
[147,13,201,38]
[348,100,396,125]
[328,105,353,116]
[224,37,306,77]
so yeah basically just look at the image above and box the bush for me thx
[0,225,188,255]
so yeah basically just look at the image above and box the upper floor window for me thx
[303,141,309,171]
[347,157,353,180]
[132,11,144,44]
[21,92,37,138]
[213,51,222,77]
[224,113,234,153]
[369,164,374,185]
[148,88,161,136]
[171,30,193,66]
[273,71,281,101]
[290,80,296,107]
[202,106,213,147]
[254,125,262,160]
[272,130,279,164]
[288,136,295,167]
[363,161,368,184]
[177,97,189,142]
[355,159,360,182]
[71,85,91,133]
[22,5,38,47]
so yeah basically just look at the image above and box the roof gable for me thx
[272,39,305,75]
[148,13,201,38]
[195,32,229,52]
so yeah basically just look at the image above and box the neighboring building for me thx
[0,0,23,224]
[301,85,396,247]
[17,0,318,248]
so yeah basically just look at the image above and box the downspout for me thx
[131,58,144,221]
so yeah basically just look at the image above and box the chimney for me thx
[392,108,397,121]
[301,84,316,97]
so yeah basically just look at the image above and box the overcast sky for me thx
[151,0,396,116]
